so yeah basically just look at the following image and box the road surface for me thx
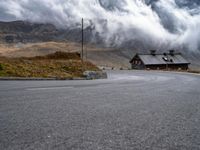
[0,71,200,150]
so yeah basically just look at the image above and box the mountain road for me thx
[0,70,200,150]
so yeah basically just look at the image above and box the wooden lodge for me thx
[130,50,190,70]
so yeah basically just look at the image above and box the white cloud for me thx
[0,0,199,51]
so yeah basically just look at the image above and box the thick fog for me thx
[0,0,200,52]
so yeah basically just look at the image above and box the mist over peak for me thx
[0,0,200,52]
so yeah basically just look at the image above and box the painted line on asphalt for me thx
[26,86,74,91]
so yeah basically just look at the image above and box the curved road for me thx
[0,71,200,150]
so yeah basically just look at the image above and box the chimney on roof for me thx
[169,50,175,56]
[150,50,156,56]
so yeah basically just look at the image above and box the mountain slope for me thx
[0,21,199,69]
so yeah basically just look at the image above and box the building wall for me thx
[131,63,145,69]
[131,64,189,70]
[131,59,145,69]
[145,64,189,70]
[168,64,189,70]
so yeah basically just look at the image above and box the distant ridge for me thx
[0,20,94,44]
[0,20,199,70]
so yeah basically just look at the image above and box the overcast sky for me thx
[0,7,15,21]
[0,0,199,51]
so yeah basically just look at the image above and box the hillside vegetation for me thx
[0,51,100,79]
[0,42,130,69]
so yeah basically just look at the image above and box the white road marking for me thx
[26,86,73,91]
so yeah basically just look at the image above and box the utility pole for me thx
[81,18,84,62]
[85,44,87,61]
[81,18,85,72]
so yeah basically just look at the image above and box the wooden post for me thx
[81,18,84,71]
[81,18,84,62]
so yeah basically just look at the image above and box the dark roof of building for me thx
[130,53,190,65]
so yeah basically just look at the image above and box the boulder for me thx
[83,71,107,80]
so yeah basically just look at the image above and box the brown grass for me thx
[0,51,100,79]
[0,41,129,69]
[0,41,111,58]
[188,69,200,74]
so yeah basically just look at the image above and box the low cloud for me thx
[0,0,200,52]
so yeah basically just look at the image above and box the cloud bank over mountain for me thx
[0,0,200,52]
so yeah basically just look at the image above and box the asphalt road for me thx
[0,70,200,150]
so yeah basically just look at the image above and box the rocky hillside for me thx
[0,21,199,70]
[0,21,131,68]
[0,21,60,43]
[0,42,130,69]
[0,21,95,44]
